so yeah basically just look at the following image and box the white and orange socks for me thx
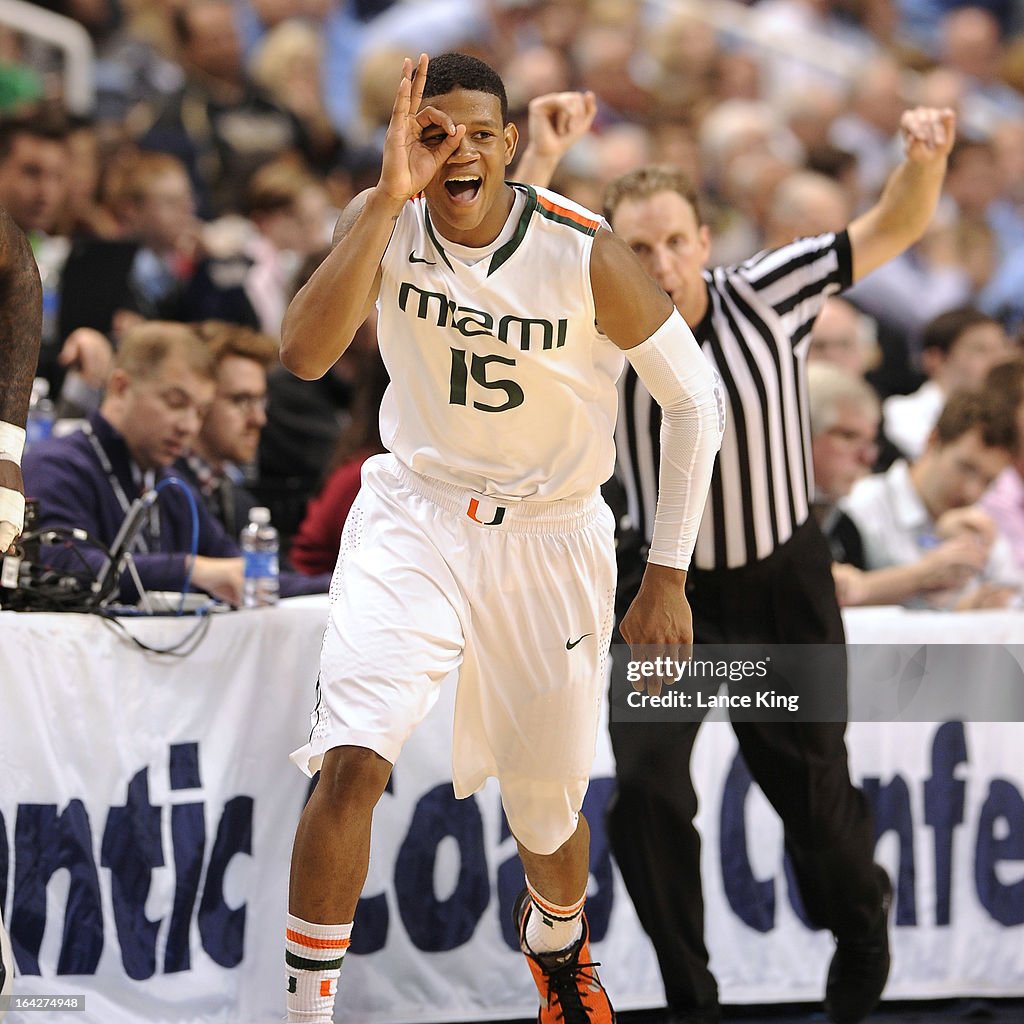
[285,914,352,1023]
[523,877,585,955]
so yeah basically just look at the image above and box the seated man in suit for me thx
[22,320,325,604]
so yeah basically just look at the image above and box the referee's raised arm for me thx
[848,107,956,282]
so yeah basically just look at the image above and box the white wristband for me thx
[0,421,26,467]
[0,486,25,550]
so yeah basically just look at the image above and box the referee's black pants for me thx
[607,518,881,1019]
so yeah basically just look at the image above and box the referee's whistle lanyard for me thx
[83,423,159,553]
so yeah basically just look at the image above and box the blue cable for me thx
[154,476,200,616]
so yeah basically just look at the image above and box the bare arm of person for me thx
[834,562,942,607]
[0,208,41,427]
[848,107,956,283]
[0,208,43,551]
[280,53,465,379]
[954,582,1018,610]
[590,228,674,346]
[833,534,989,606]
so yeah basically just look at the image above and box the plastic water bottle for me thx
[241,506,279,608]
[36,236,68,348]
[25,378,55,449]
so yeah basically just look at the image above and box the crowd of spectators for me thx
[3,0,1024,606]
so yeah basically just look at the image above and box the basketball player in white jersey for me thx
[279,52,723,1023]
[0,207,42,555]
[0,207,43,1024]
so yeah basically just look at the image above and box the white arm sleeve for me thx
[623,310,725,570]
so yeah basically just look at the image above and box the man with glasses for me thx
[807,362,882,570]
[175,320,277,538]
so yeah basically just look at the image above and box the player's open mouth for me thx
[444,176,482,205]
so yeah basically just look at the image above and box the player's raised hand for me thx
[379,54,466,203]
[900,107,956,163]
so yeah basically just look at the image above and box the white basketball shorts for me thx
[290,454,616,855]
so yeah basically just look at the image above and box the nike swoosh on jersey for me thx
[565,633,593,650]
[408,251,437,265]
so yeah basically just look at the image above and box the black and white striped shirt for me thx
[616,231,853,571]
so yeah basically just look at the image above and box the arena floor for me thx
[489,999,1024,1024]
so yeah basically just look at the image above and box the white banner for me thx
[1,601,1022,1023]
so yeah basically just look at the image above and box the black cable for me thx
[16,525,115,565]
[6,525,218,657]
[62,538,107,587]
[6,526,113,612]
[94,607,215,657]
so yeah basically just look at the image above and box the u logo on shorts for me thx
[467,497,506,526]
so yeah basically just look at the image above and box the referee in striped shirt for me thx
[600,109,957,1024]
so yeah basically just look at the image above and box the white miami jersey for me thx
[376,183,624,501]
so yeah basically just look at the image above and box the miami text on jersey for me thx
[398,281,569,350]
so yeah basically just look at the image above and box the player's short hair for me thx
[603,165,703,225]
[195,320,279,370]
[114,321,215,382]
[420,53,508,123]
[933,389,1017,452]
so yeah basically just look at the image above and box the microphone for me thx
[93,488,159,604]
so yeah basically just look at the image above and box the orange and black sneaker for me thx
[513,888,616,1024]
